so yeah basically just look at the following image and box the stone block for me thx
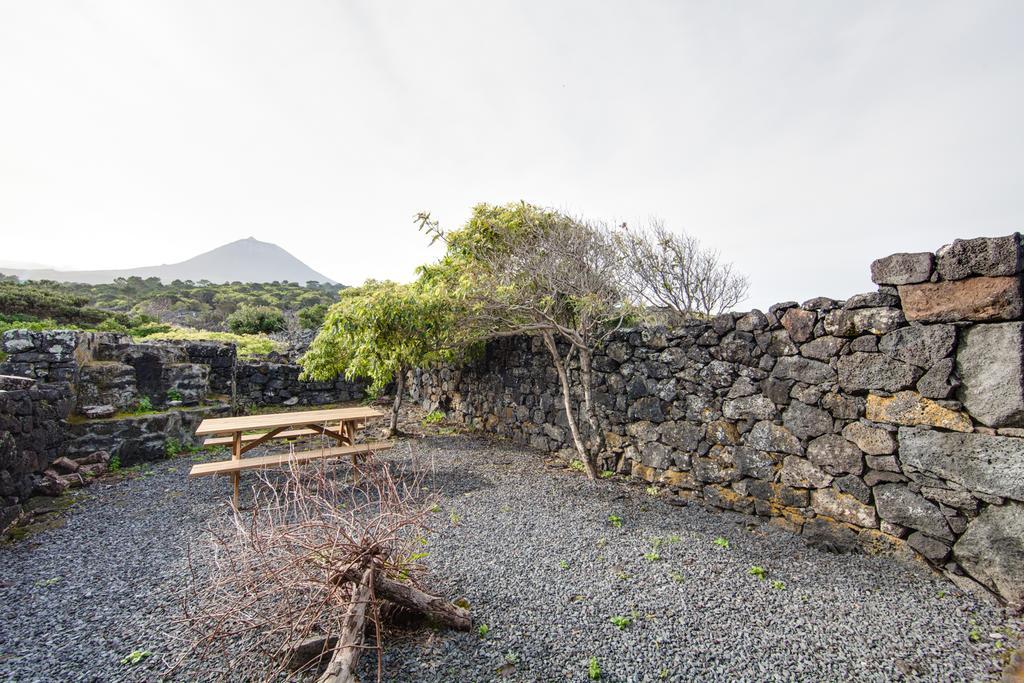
[865,391,971,432]
[898,277,1023,323]
[812,487,878,528]
[722,394,777,421]
[956,322,1024,427]
[799,336,845,361]
[781,308,816,343]
[781,456,832,488]
[916,359,956,399]
[953,501,1024,607]
[841,422,896,455]
[771,356,836,384]
[878,324,955,368]
[936,233,1022,280]
[783,401,833,439]
[824,308,905,337]
[870,252,934,285]
[807,434,864,475]
[898,427,1024,501]
[906,532,951,563]
[802,517,860,553]
[838,352,923,393]
[873,483,952,540]
[733,447,777,479]
[745,421,803,455]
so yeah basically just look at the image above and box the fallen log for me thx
[333,565,471,631]
[281,635,339,671]
[318,566,374,683]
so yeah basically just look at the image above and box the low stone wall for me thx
[413,233,1024,607]
[0,376,72,528]
[0,329,368,524]
[235,360,366,408]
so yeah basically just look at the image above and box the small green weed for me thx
[659,668,670,679]
[609,615,633,630]
[771,580,786,590]
[477,623,490,638]
[713,536,730,549]
[422,410,445,426]
[108,454,121,472]
[558,560,570,570]
[607,514,623,528]
[643,551,661,562]
[588,656,601,680]
[449,511,461,526]
[569,459,586,473]
[166,389,182,402]
[133,397,154,413]
[596,537,607,549]
[616,570,631,581]
[504,650,520,664]
[600,470,615,479]
[121,650,151,666]
[670,572,685,583]
[34,577,60,587]
[645,485,659,496]
[748,566,767,580]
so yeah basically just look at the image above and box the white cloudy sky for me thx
[1,1,1022,309]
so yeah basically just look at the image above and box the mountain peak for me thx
[0,239,337,285]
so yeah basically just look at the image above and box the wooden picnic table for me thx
[189,406,393,506]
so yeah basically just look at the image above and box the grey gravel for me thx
[0,434,1019,682]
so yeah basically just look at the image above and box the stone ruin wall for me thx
[412,234,1024,607]
[0,330,366,528]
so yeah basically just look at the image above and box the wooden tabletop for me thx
[195,406,384,436]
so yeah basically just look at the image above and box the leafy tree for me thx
[417,202,634,479]
[300,280,465,435]
[225,305,287,334]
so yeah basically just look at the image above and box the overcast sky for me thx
[1,1,1022,309]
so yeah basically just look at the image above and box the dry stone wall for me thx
[0,330,366,529]
[0,376,72,528]
[412,234,1024,607]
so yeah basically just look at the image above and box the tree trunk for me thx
[318,566,374,683]
[577,346,605,456]
[333,566,471,631]
[388,369,406,437]
[542,331,597,480]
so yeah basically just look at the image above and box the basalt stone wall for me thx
[413,234,1024,607]
[235,360,367,407]
[0,330,365,524]
[0,376,72,528]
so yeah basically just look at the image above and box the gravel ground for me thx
[0,432,1019,682]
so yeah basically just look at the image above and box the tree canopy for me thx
[299,279,467,433]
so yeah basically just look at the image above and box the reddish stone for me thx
[781,308,816,343]
[898,276,1022,322]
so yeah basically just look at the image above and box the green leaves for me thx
[299,279,465,393]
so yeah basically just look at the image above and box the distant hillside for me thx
[0,237,336,285]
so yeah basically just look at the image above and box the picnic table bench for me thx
[189,406,394,505]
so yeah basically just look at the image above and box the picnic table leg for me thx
[232,431,241,508]
[345,421,358,466]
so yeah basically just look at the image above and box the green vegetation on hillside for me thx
[0,275,344,333]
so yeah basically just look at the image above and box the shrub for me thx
[226,305,286,334]
[297,303,328,329]
[139,328,284,358]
